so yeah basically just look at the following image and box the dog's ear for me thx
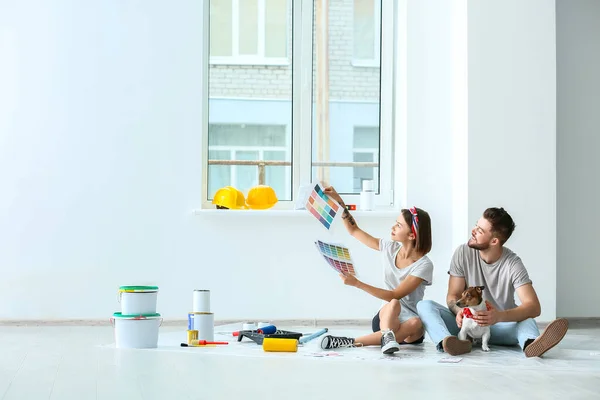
[476,286,485,292]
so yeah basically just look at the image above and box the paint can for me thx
[193,290,210,313]
[189,312,214,341]
[117,286,159,315]
[187,330,198,344]
[262,338,298,353]
[111,312,162,349]
[242,322,257,331]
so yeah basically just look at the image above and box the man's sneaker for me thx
[524,318,569,358]
[380,329,400,355]
[442,336,472,356]
[320,335,355,350]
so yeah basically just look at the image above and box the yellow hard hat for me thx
[246,185,278,210]
[212,186,247,210]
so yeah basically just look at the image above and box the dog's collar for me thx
[462,302,492,319]
[463,308,474,319]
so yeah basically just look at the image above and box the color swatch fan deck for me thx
[315,240,356,276]
[305,183,341,230]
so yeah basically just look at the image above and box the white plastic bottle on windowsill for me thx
[360,180,375,211]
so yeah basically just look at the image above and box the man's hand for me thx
[324,186,344,206]
[339,273,359,287]
[455,308,464,328]
[474,301,500,326]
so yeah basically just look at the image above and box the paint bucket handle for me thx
[159,318,164,327]
[109,317,115,326]
[116,291,122,303]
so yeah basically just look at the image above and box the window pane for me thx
[312,0,382,194]
[239,0,259,55]
[265,0,288,58]
[264,150,288,200]
[353,0,375,60]
[208,1,293,202]
[352,126,379,192]
[235,150,259,192]
[353,152,378,193]
[208,150,232,198]
[354,126,379,149]
[209,124,286,146]
[210,0,232,57]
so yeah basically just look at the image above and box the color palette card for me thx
[305,183,342,230]
[315,240,356,276]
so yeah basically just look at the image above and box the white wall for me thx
[0,0,559,322]
[556,0,600,318]
[468,0,557,321]
[0,0,387,320]
[405,0,459,306]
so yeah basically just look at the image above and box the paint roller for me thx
[232,325,277,336]
[262,338,298,352]
[262,328,329,352]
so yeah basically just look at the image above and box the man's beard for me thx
[468,238,490,250]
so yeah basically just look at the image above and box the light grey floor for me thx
[0,321,599,400]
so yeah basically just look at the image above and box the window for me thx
[210,0,290,65]
[203,0,395,209]
[353,0,381,66]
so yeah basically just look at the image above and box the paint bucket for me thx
[187,330,198,344]
[111,312,162,349]
[192,290,210,313]
[242,322,257,331]
[118,286,158,315]
[188,312,214,341]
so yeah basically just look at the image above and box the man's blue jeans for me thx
[416,300,540,351]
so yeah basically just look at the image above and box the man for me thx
[417,207,568,357]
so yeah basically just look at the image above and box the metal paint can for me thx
[187,330,198,344]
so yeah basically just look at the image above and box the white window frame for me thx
[201,0,397,210]
[351,0,381,68]
[209,0,290,66]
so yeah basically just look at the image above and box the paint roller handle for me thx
[298,328,329,344]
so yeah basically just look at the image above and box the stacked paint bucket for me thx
[112,286,162,349]
[187,290,214,344]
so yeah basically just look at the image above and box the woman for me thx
[320,186,433,354]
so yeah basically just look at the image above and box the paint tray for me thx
[237,330,303,345]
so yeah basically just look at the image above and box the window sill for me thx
[192,208,399,218]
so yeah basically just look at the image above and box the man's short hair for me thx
[483,207,516,245]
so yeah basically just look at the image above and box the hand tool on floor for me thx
[298,328,328,344]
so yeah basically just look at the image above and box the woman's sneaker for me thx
[381,329,400,354]
[320,335,355,349]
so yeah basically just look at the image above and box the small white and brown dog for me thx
[456,286,491,352]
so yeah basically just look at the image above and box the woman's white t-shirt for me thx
[379,238,434,317]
